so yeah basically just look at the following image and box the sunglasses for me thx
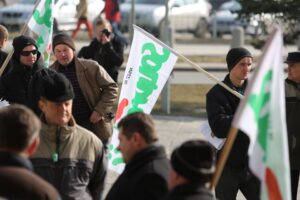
[20,50,38,56]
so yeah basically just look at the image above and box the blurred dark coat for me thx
[285,79,300,169]
[0,152,60,200]
[206,74,250,170]
[163,184,215,200]
[0,49,7,67]
[105,145,170,200]
[0,51,44,104]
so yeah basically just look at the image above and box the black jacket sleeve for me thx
[206,85,235,138]
[133,174,168,200]
[103,38,124,67]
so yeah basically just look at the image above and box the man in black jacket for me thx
[78,18,124,82]
[105,112,170,200]
[206,47,260,200]
[0,35,44,105]
[284,51,300,200]
[164,140,215,200]
[0,104,60,200]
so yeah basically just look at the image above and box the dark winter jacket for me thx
[0,49,7,67]
[0,152,60,200]
[206,74,250,170]
[105,144,170,200]
[163,183,215,200]
[78,37,124,82]
[0,49,11,76]
[31,116,107,200]
[285,78,300,169]
[0,52,44,104]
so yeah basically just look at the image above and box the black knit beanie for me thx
[171,140,215,183]
[226,47,252,71]
[12,35,38,60]
[52,33,75,51]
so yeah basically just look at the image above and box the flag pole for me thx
[133,25,243,100]
[0,0,41,77]
[209,127,239,190]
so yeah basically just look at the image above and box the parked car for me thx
[120,0,212,38]
[0,0,103,32]
[209,0,260,37]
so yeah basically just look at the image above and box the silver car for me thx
[0,0,103,32]
[209,0,260,37]
[120,0,212,38]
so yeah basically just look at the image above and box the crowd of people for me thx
[0,20,217,200]
[0,2,300,199]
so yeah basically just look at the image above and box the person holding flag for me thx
[0,35,44,105]
[206,47,260,200]
[284,51,300,200]
[230,26,291,200]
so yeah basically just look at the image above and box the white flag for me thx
[108,25,178,173]
[28,0,54,67]
[232,26,291,200]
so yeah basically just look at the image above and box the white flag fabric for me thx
[28,0,54,67]
[232,26,291,200]
[108,25,178,173]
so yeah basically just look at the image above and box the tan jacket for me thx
[50,57,118,141]
[31,116,106,200]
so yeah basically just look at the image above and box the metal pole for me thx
[161,0,173,114]
[231,26,244,48]
[129,0,135,42]
[212,10,217,38]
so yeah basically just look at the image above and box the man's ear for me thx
[25,137,40,156]
[132,132,147,148]
[38,99,45,112]
[132,132,140,143]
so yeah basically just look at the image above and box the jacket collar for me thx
[0,152,33,170]
[125,143,167,171]
[286,78,300,89]
[52,57,87,73]
[168,183,213,198]
[40,115,77,142]
[224,74,248,95]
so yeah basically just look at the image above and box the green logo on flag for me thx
[128,43,171,114]
[108,144,123,166]
[32,0,52,30]
[29,0,53,66]
[248,70,272,160]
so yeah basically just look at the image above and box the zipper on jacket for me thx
[53,127,61,162]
